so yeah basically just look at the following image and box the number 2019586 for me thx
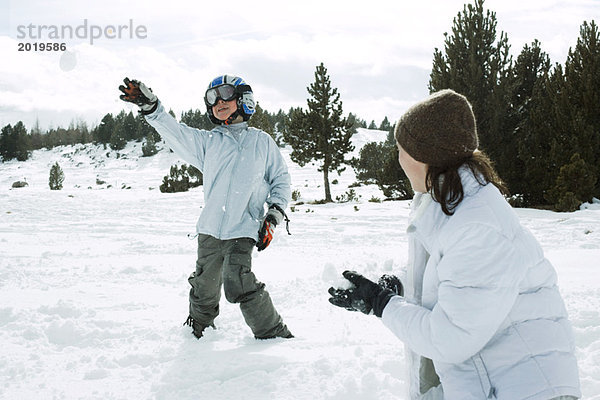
[18,42,67,51]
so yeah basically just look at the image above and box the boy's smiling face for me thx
[212,99,237,121]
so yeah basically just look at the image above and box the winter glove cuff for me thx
[257,206,284,252]
[265,206,284,226]
[140,101,159,115]
[373,289,396,318]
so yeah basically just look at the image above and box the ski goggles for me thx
[204,84,238,106]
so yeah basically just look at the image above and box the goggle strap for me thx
[236,84,252,94]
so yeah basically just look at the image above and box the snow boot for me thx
[255,323,294,340]
[183,315,215,339]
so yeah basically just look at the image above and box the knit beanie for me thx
[395,89,478,167]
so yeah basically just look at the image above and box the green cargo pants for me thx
[187,234,290,338]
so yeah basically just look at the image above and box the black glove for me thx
[328,271,400,317]
[256,206,283,252]
[119,77,158,115]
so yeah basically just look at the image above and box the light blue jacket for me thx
[145,102,291,241]
[382,168,581,400]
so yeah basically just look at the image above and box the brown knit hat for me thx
[395,89,478,167]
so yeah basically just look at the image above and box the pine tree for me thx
[283,63,354,202]
[29,119,44,150]
[346,113,360,135]
[76,120,92,144]
[379,116,392,131]
[273,109,289,135]
[0,122,30,162]
[519,66,565,206]
[522,21,600,206]
[121,111,139,141]
[95,114,114,145]
[181,109,213,130]
[506,40,552,198]
[12,122,30,161]
[109,111,128,150]
[561,21,600,197]
[249,103,277,143]
[0,124,13,161]
[429,0,512,169]
[110,121,127,151]
[49,162,65,190]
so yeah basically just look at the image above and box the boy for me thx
[119,75,292,340]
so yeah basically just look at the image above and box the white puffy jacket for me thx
[145,102,291,241]
[382,168,580,400]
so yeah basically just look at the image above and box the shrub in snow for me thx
[555,192,580,213]
[11,180,28,188]
[336,188,360,203]
[352,141,413,200]
[291,189,301,202]
[49,162,65,190]
[546,153,597,212]
[159,164,202,193]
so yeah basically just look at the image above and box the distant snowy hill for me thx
[0,127,389,198]
[1,128,599,400]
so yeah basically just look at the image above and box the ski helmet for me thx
[204,75,255,125]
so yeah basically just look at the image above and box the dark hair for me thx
[426,151,509,216]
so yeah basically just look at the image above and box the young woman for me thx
[329,90,580,399]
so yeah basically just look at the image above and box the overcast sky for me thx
[1,0,598,131]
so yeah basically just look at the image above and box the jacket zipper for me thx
[472,354,497,399]
[217,129,246,238]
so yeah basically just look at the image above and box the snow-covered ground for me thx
[1,128,599,400]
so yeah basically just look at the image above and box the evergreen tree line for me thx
[352,0,600,211]
[0,101,379,164]
[4,0,598,211]
[0,111,161,160]
[178,103,373,147]
[427,0,599,211]
[93,111,160,151]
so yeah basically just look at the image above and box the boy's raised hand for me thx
[119,77,158,115]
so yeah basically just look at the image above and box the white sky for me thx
[1,0,598,130]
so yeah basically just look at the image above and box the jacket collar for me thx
[407,166,485,247]
[459,165,486,197]
[212,122,249,137]
[407,193,446,252]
